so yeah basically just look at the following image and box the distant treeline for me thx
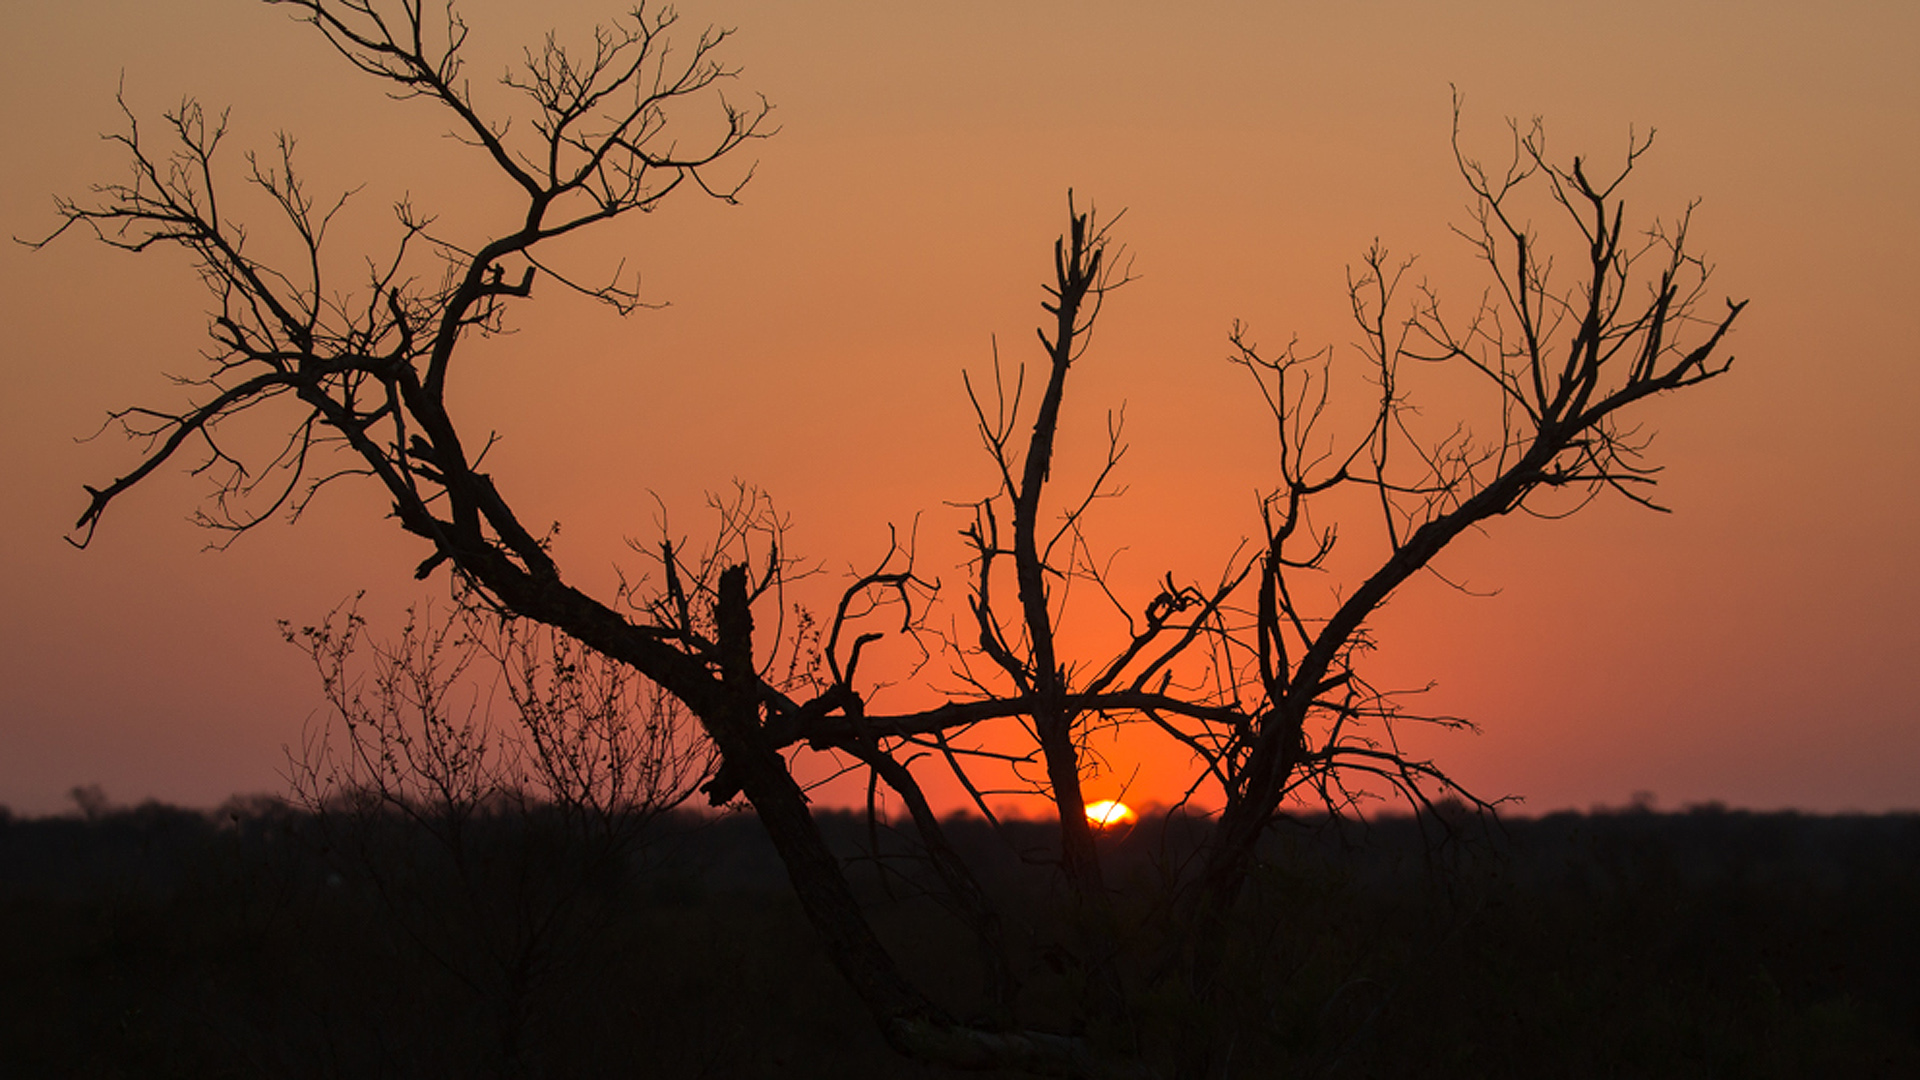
[3,799,1916,1078]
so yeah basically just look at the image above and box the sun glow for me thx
[1084,800,1137,828]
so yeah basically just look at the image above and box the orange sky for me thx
[2,0,1916,817]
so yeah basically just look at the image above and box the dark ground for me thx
[2,798,1915,1078]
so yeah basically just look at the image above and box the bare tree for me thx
[284,588,714,1075]
[35,1,1742,1075]
[288,590,715,833]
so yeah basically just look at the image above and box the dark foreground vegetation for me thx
[2,799,1915,1079]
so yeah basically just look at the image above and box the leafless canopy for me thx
[41,3,1741,1074]
[39,0,767,550]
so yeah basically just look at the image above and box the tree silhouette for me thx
[280,589,715,1075]
[34,2,1743,1076]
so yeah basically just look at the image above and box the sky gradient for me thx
[2,0,1916,817]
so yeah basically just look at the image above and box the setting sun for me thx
[1084,800,1137,828]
